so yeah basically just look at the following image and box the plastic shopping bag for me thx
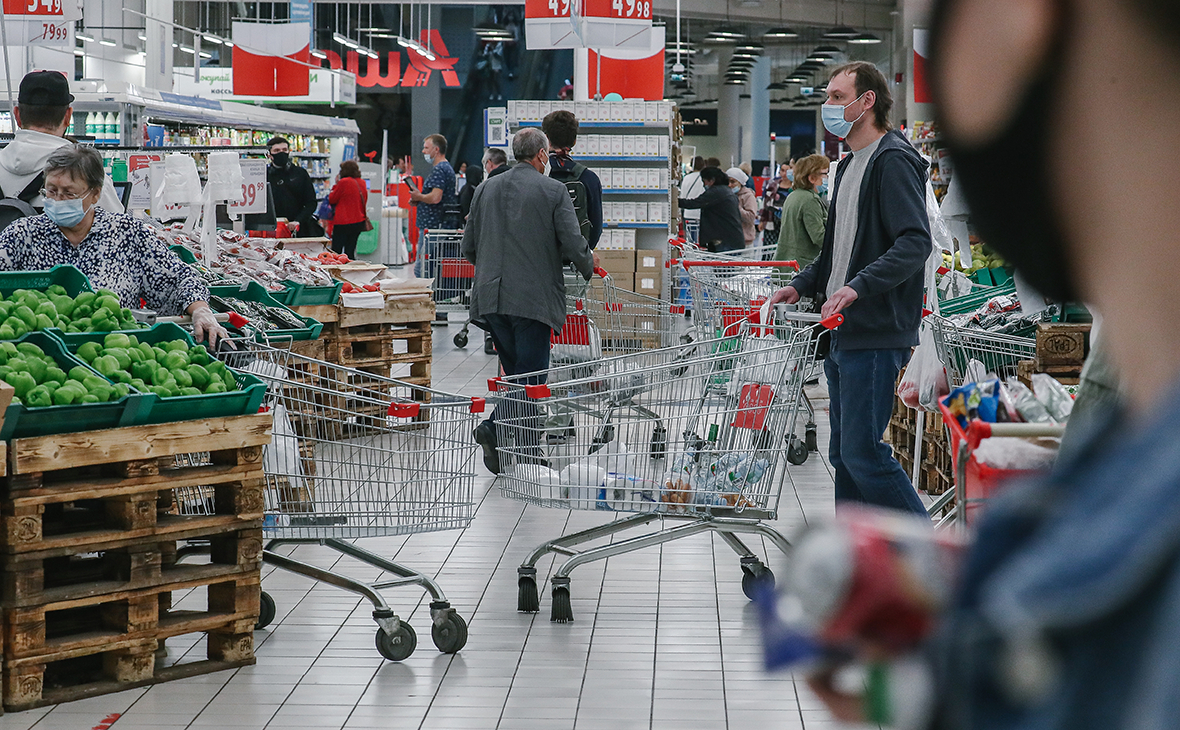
[897,325,949,412]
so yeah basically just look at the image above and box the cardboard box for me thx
[659,168,670,188]
[612,168,625,189]
[623,202,638,223]
[623,136,636,156]
[610,135,624,156]
[623,168,637,189]
[644,102,658,123]
[597,250,636,276]
[647,169,661,189]
[636,249,664,273]
[621,229,637,249]
[634,272,661,296]
[610,102,624,122]
[585,135,601,156]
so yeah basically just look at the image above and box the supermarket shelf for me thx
[293,152,330,158]
[514,121,670,129]
[605,222,670,229]
[603,188,669,195]
[579,156,668,162]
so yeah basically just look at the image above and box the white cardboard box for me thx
[648,169,661,189]
[624,202,637,223]
[622,229,637,249]
[610,136,624,156]
[644,102,658,123]
[612,169,625,189]
[658,136,670,157]
[585,136,601,156]
[623,136,636,156]
[659,168,670,188]
[623,168,637,189]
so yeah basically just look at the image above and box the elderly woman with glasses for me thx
[0,144,227,346]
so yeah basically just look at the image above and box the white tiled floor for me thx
[2,315,873,730]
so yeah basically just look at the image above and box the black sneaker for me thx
[473,420,501,475]
[484,335,496,355]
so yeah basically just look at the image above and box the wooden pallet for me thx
[3,574,256,711]
[293,295,435,332]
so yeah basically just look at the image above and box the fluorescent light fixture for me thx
[179,46,195,54]
[204,35,223,45]
[823,26,859,39]
[356,27,386,32]
[763,27,798,39]
[847,32,881,45]
[76,32,95,42]
[369,33,398,39]
[310,49,327,59]
[73,48,85,56]
[333,32,360,49]
[137,31,146,40]
[396,36,412,47]
[223,41,233,47]
[99,37,117,47]
[199,51,211,58]
[365,49,379,59]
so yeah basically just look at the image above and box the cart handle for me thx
[227,312,249,330]
[469,397,486,414]
[821,313,844,329]
[594,267,610,279]
[675,259,800,270]
[966,420,1065,449]
[388,400,421,418]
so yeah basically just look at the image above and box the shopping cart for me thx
[490,310,842,622]
[424,229,478,348]
[564,267,689,355]
[681,259,800,340]
[926,314,1036,386]
[180,342,481,661]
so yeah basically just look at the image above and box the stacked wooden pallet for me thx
[1016,322,1091,387]
[0,414,271,711]
[294,295,435,389]
[885,394,953,497]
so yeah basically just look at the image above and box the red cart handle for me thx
[469,397,486,414]
[227,311,249,329]
[594,267,610,279]
[388,401,421,418]
[820,313,844,330]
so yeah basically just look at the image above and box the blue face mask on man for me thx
[821,92,868,139]
[44,196,94,228]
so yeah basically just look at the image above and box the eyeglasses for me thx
[40,188,90,202]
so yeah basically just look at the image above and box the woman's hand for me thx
[190,305,229,349]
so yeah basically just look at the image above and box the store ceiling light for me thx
[724,78,746,85]
[806,54,830,64]
[73,48,85,56]
[734,43,763,53]
[847,32,881,44]
[204,35,223,45]
[705,26,744,42]
[822,26,859,39]
[98,37,117,47]
[223,41,233,47]
[179,46,195,54]
[310,49,327,59]
[365,49,379,59]
[333,32,360,49]
[369,33,398,39]
[764,28,799,41]
[814,45,844,54]
[198,51,211,58]
[76,32,95,42]
[137,31,146,41]
[396,36,413,47]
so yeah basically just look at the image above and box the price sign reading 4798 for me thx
[610,0,651,18]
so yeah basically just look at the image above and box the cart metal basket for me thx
[423,229,480,348]
[927,314,1037,386]
[488,311,842,622]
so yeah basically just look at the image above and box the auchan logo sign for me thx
[321,30,460,89]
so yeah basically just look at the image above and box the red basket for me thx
[439,259,475,279]
[937,398,1039,524]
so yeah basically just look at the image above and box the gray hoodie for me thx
[0,130,123,212]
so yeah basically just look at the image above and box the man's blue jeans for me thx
[824,346,926,514]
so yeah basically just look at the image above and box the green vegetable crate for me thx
[209,281,323,341]
[0,331,146,439]
[274,279,343,307]
[63,322,267,426]
[0,264,93,297]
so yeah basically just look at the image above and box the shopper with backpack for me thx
[542,110,602,249]
[0,71,122,229]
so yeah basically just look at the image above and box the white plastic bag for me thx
[898,325,949,412]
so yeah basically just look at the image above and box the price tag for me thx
[148,161,192,219]
[127,153,163,210]
[585,0,651,18]
[525,0,569,17]
[228,160,267,214]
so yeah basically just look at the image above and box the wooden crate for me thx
[2,572,257,711]
[294,295,435,335]
[1035,322,1090,369]
[1017,359,1082,388]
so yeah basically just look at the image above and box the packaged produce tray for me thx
[209,281,324,341]
[939,280,1018,317]
[0,331,146,439]
[61,322,267,426]
[275,279,343,307]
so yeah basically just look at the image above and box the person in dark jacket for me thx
[458,163,483,222]
[768,62,931,515]
[327,160,369,260]
[478,147,510,354]
[542,110,603,249]
[677,167,745,253]
[266,136,320,237]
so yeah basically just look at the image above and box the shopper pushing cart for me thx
[491,309,842,622]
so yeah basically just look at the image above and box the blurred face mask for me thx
[931,0,1076,302]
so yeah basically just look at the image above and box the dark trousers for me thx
[484,314,551,463]
[825,346,926,514]
[331,221,366,260]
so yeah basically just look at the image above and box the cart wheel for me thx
[255,591,276,631]
[550,578,574,623]
[787,438,809,466]
[518,572,540,612]
[375,624,417,662]
[649,425,667,459]
[432,612,468,654]
[805,426,818,452]
[453,331,468,348]
[741,563,775,601]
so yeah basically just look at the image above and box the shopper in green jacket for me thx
[775,154,831,280]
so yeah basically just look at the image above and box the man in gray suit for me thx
[463,128,598,474]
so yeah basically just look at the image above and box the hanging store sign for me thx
[2,0,80,46]
[320,30,459,90]
[524,0,580,49]
[231,21,312,97]
[525,0,652,50]
[587,26,664,100]
[174,67,356,104]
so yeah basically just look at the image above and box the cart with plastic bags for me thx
[489,309,843,622]
[178,340,481,661]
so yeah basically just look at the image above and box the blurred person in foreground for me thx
[775,154,831,276]
[805,0,1180,727]
[463,128,598,474]
[767,61,931,515]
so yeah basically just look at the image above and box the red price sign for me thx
[584,0,651,18]
[525,0,570,18]
[3,0,63,16]
[228,160,267,214]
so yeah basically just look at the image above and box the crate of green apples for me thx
[66,323,266,425]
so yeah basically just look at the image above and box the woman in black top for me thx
[678,167,745,253]
[458,164,484,223]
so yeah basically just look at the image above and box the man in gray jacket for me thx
[463,128,598,473]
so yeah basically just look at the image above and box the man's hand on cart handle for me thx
[592,251,601,268]
[769,286,801,306]
[822,286,859,320]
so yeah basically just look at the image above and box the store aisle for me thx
[1,321,873,730]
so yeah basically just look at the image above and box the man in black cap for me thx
[0,71,122,213]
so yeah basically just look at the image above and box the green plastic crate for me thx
[278,279,343,306]
[209,281,323,341]
[0,331,147,439]
[61,322,267,426]
[0,265,93,298]
[170,244,198,265]
[939,281,1017,317]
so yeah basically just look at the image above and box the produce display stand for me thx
[0,413,271,711]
